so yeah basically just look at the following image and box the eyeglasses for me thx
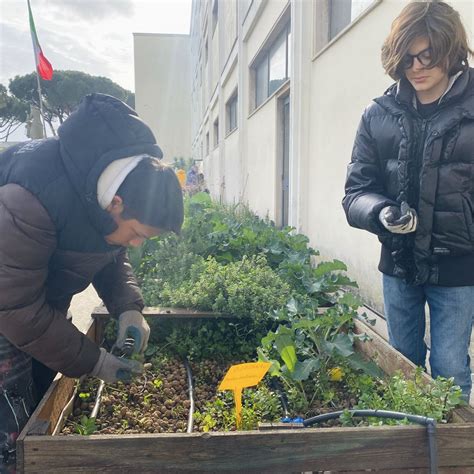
[401,47,433,69]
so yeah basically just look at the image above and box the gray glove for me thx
[116,310,150,355]
[90,348,143,383]
[379,201,418,234]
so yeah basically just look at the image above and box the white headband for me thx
[97,155,146,209]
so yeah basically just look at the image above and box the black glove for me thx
[379,201,418,234]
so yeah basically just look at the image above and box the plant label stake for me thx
[218,362,271,428]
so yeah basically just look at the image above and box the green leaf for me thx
[190,192,212,204]
[274,334,297,372]
[331,333,355,357]
[338,292,362,308]
[292,319,320,330]
[346,352,384,378]
[322,333,354,357]
[292,358,321,381]
[313,260,347,277]
[286,297,299,315]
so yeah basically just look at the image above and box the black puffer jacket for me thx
[343,68,474,286]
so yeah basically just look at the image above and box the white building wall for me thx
[305,0,474,309]
[190,0,474,311]
[134,33,192,163]
[306,1,394,309]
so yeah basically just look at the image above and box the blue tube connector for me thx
[281,416,304,423]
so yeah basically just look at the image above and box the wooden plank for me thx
[21,424,474,473]
[353,317,474,422]
[19,318,95,437]
[353,318,432,384]
[452,406,474,424]
[341,468,472,474]
[259,422,304,430]
[92,305,226,320]
[17,318,96,472]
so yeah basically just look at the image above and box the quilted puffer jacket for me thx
[343,68,474,286]
[0,93,163,378]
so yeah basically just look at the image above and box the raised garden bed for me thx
[16,306,474,473]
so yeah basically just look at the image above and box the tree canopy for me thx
[0,84,29,141]
[1,70,135,139]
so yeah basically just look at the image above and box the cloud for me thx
[0,24,36,86]
[33,0,135,22]
[0,0,191,91]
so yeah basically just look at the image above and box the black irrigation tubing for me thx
[303,409,438,474]
[183,358,195,433]
[269,378,290,418]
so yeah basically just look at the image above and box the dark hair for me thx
[116,157,184,234]
[381,1,473,80]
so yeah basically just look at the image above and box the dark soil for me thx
[61,357,189,435]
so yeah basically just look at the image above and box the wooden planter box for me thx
[16,307,474,473]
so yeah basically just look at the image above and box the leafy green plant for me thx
[350,368,464,425]
[74,415,97,435]
[258,295,383,413]
[131,192,464,425]
[159,255,291,319]
[194,385,281,432]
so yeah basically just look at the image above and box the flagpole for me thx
[35,71,47,138]
[28,0,52,138]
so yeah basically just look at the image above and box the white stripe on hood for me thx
[97,155,146,209]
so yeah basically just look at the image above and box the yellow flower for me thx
[328,367,343,382]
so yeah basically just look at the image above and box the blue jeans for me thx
[383,274,473,399]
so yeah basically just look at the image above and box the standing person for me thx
[0,93,184,472]
[186,163,199,192]
[176,168,186,189]
[343,1,474,401]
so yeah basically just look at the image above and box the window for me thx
[206,132,210,155]
[213,117,219,148]
[253,24,291,108]
[226,92,238,134]
[315,0,377,53]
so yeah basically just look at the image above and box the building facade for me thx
[190,0,474,311]
[134,33,192,163]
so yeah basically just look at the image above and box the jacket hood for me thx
[376,68,474,116]
[57,93,163,236]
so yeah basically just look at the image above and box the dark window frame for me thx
[226,91,238,135]
[314,0,379,55]
[253,23,291,109]
[213,117,219,148]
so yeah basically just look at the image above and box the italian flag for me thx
[28,0,53,80]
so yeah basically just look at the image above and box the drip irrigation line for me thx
[183,358,195,433]
[303,409,437,474]
[91,380,105,420]
[269,377,290,417]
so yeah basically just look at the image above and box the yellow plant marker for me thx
[218,361,271,428]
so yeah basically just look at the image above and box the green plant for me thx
[351,368,464,425]
[74,415,97,435]
[258,294,382,413]
[194,385,281,432]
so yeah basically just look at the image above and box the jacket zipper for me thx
[413,119,428,206]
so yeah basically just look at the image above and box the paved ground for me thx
[70,284,100,333]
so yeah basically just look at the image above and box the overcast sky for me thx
[0,0,192,92]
